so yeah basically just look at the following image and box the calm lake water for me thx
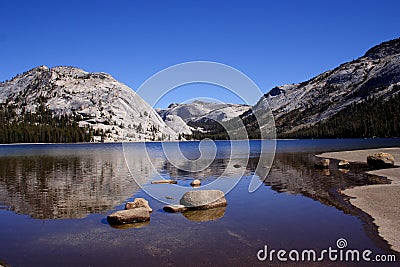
[0,139,399,266]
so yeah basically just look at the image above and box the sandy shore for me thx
[319,148,400,252]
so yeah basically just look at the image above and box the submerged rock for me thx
[367,153,395,168]
[125,198,152,213]
[180,190,227,209]
[314,159,330,169]
[107,207,150,225]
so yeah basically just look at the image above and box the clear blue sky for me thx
[1,0,400,108]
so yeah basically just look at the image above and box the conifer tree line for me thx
[280,89,400,138]
[1,86,399,143]
[0,103,96,143]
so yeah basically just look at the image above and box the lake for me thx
[0,139,399,266]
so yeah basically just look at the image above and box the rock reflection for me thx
[181,206,226,222]
[109,221,150,230]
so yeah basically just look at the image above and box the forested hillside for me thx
[0,103,96,143]
[280,86,400,138]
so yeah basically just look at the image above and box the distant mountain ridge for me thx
[156,100,251,136]
[157,100,250,123]
[1,38,399,143]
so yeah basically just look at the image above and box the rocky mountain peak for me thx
[0,66,179,142]
[167,103,179,109]
[251,37,400,137]
[266,86,285,97]
[363,37,400,59]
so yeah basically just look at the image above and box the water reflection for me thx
[256,153,388,212]
[0,142,392,221]
[181,206,226,222]
[0,145,152,219]
[109,221,150,230]
[0,143,246,219]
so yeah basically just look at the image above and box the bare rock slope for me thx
[253,38,400,135]
[158,100,250,123]
[0,66,178,142]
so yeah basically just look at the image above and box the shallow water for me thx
[0,139,399,266]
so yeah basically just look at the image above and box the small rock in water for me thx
[367,152,395,169]
[165,196,174,200]
[190,179,201,187]
[125,198,152,213]
[180,190,227,210]
[107,207,150,225]
[338,160,350,169]
[151,180,177,184]
[314,159,330,169]
[233,164,241,168]
[163,204,188,213]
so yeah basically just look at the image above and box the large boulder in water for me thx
[107,207,150,225]
[180,190,227,210]
[367,153,395,168]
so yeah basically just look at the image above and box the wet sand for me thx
[319,148,400,252]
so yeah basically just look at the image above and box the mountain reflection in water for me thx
[1,140,400,267]
[256,153,388,213]
[0,141,391,221]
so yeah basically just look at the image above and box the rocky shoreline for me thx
[318,147,400,252]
